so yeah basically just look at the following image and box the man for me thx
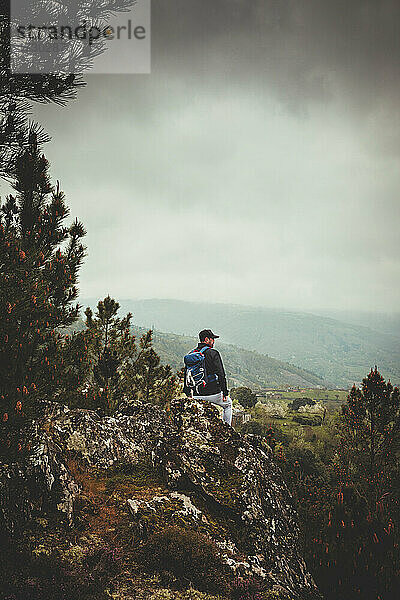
[183,329,232,426]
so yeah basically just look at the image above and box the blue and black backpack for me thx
[184,345,217,395]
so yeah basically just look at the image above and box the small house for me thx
[232,408,251,427]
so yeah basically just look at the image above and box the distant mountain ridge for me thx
[80,299,400,387]
[314,309,400,338]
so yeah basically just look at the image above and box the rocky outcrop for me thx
[154,398,318,597]
[0,402,80,533]
[0,397,322,599]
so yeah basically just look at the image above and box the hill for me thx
[71,316,326,389]
[96,299,400,388]
[316,309,400,337]
[133,326,327,390]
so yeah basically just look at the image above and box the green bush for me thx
[240,420,265,436]
[284,447,327,479]
[292,414,322,426]
[136,526,230,596]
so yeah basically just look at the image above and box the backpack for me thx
[184,345,217,394]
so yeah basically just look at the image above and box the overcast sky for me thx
[26,0,400,312]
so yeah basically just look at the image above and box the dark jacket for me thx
[183,342,229,397]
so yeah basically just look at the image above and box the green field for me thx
[238,388,348,438]
[240,388,350,430]
[254,388,349,410]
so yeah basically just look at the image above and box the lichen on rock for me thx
[0,396,322,599]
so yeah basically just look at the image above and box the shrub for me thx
[292,415,322,426]
[230,388,257,409]
[240,420,265,436]
[82,544,123,587]
[230,576,293,600]
[0,535,108,600]
[135,526,230,595]
[285,447,327,479]
[230,575,264,600]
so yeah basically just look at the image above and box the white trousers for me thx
[193,391,232,426]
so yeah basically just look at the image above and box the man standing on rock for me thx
[183,329,232,426]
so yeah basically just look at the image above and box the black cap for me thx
[199,329,219,342]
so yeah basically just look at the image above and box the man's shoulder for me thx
[206,347,221,358]
[199,345,222,359]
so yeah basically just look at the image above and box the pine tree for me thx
[0,1,83,178]
[0,131,86,452]
[0,0,136,177]
[128,330,177,407]
[341,367,400,500]
[81,301,178,414]
[83,296,136,414]
[310,368,400,600]
[53,329,92,409]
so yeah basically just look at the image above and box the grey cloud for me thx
[153,1,400,118]
[25,0,400,313]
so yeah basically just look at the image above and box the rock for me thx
[153,397,321,599]
[170,491,204,520]
[0,406,80,534]
[51,402,168,469]
[127,498,140,516]
[0,396,322,599]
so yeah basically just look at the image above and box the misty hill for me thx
[315,309,400,338]
[71,316,326,389]
[102,299,400,387]
[133,326,326,390]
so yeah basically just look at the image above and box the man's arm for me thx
[211,349,229,397]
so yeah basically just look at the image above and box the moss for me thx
[215,441,239,464]
[207,471,244,509]
[263,593,295,600]
[230,578,296,600]
[0,534,110,600]
[31,543,54,558]
[102,459,164,493]
[144,590,224,599]
[62,543,87,565]
[106,581,224,599]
